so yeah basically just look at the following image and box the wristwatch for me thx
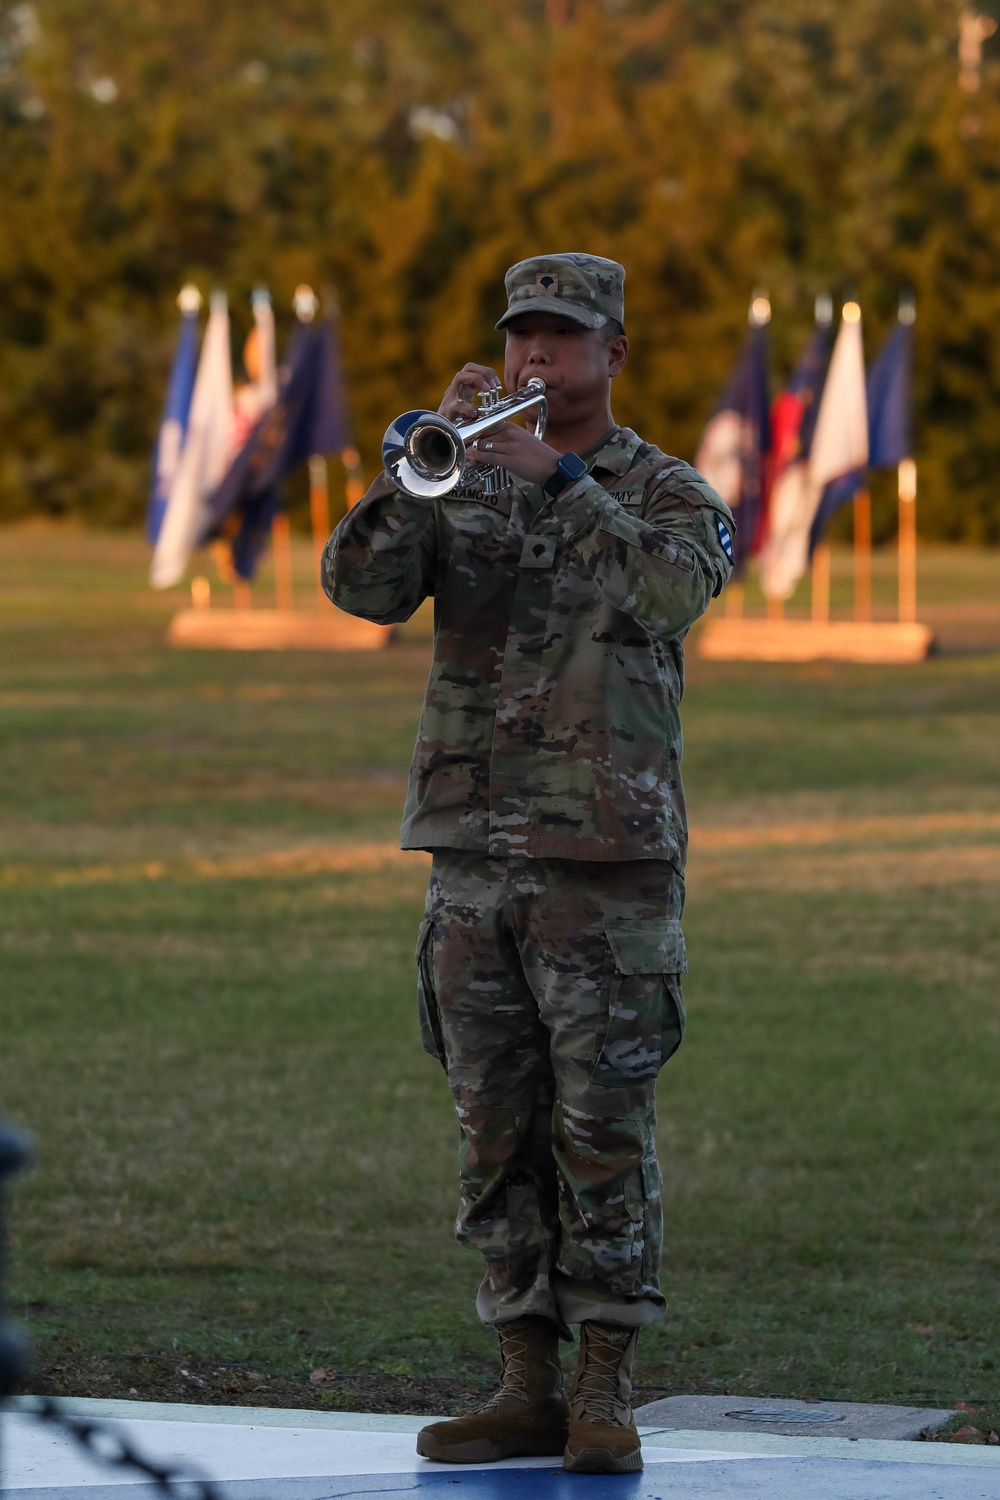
[543,451,588,498]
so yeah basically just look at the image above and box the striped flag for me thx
[150,292,234,590]
[759,321,831,600]
[805,303,869,550]
[758,304,867,598]
[147,289,200,545]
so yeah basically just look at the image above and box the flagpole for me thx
[811,543,831,624]
[803,293,833,626]
[289,284,361,611]
[271,512,294,610]
[294,283,325,610]
[853,486,872,621]
[895,292,917,627]
[310,454,330,610]
[342,446,365,512]
[898,458,917,623]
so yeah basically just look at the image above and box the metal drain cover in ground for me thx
[725,1408,846,1424]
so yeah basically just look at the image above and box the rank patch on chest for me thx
[716,514,734,562]
[520,534,557,569]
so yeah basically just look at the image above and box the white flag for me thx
[760,461,813,601]
[760,308,868,601]
[150,292,234,590]
[808,309,868,491]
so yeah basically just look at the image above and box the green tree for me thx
[1,1,998,540]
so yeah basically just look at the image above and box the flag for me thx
[695,319,770,571]
[759,323,831,600]
[200,316,352,580]
[807,313,913,547]
[806,306,869,550]
[229,287,278,456]
[150,292,234,589]
[756,306,866,596]
[147,294,200,545]
[866,321,913,467]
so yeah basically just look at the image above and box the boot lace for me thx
[573,1324,631,1426]
[475,1323,530,1412]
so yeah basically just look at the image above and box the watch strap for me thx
[543,451,588,498]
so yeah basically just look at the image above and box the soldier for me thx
[323,254,734,1475]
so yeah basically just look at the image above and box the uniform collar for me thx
[510,427,644,510]
[585,426,645,478]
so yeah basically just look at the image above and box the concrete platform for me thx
[697,617,935,663]
[4,1397,998,1500]
[634,1392,957,1440]
[167,609,392,652]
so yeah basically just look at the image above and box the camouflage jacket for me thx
[323,426,734,865]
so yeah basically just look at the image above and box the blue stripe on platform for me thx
[262,1461,1000,1498]
[8,1458,997,1500]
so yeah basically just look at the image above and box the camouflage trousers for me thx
[416,851,686,1335]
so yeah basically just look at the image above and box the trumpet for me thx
[382,378,547,500]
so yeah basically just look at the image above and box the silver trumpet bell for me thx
[382,378,547,500]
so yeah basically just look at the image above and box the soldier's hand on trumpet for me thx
[438,363,503,425]
[439,365,563,487]
[468,420,563,486]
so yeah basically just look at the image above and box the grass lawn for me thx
[1,525,999,1425]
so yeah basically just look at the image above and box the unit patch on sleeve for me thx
[716,514,734,563]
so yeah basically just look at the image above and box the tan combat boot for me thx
[416,1316,569,1464]
[563,1321,643,1473]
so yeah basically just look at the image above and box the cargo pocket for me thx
[590,919,687,1087]
[415,918,446,1065]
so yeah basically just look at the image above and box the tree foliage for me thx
[1,0,998,539]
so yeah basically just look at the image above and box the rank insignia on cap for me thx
[716,515,734,562]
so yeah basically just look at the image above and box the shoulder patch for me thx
[716,514,734,563]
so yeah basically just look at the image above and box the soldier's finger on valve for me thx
[455,363,501,399]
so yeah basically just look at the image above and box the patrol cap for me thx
[496,253,625,331]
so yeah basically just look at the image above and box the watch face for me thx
[561,453,588,480]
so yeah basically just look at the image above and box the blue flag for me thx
[809,468,866,547]
[200,317,352,579]
[790,324,831,459]
[147,303,200,544]
[695,322,771,571]
[867,321,913,466]
[809,318,913,547]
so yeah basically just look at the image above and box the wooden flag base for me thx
[168,608,392,652]
[698,617,933,664]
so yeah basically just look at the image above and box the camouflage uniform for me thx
[323,254,734,1333]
